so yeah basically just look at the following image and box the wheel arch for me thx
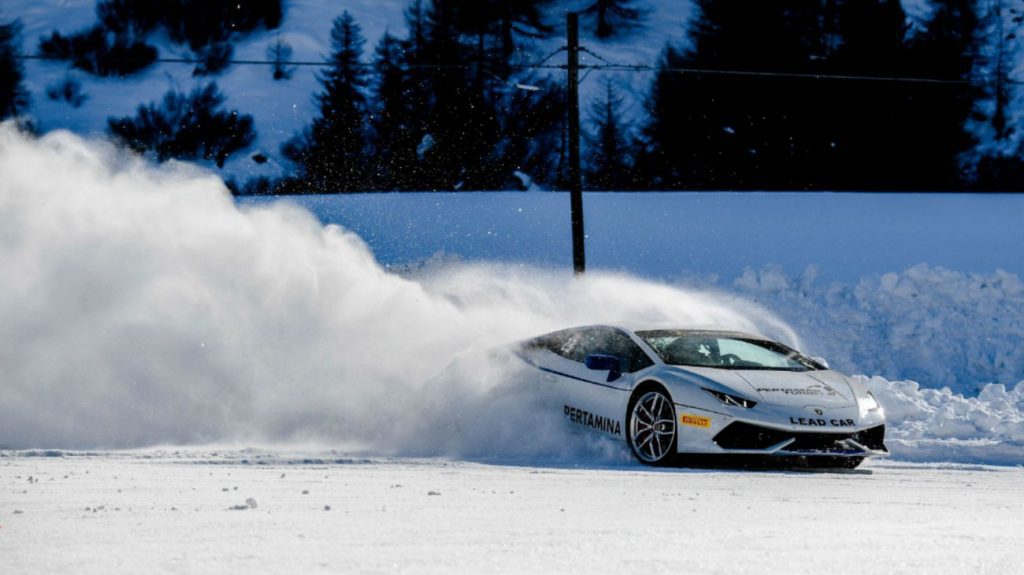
[629,379,673,402]
[625,379,676,425]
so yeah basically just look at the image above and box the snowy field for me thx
[3,450,1023,574]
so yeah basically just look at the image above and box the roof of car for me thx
[629,326,769,340]
[572,324,771,341]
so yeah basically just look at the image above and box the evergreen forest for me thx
[4,0,1024,192]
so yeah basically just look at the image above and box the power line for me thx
[16,52,1006,86]
[587,63,979,85]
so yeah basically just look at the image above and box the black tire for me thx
[626,386,678,466]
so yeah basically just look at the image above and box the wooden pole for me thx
[567,12,586,275]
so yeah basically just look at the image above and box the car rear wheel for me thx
[627,389,677,466]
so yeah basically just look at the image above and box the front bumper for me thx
[711,421,888,458]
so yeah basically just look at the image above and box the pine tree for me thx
[496,74,565,188]
[832,0,908,73]
[417,0,502,190]
[963,0,1024,189]
[495,0,553,62]
[642,1,829,189]
[107,83,255,168]
[1,19,29,121]
[904,0,978,189]
[824,0,911,189]
[687,0,824,71]
[638,45,699,188]
[371,32,423,190]
[284,11,371,193]
[586,79,633,189]
[582,0,647,38]
[912,0,977,79]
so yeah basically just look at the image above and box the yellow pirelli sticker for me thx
[680,413,712,429]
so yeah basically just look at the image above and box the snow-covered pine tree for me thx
[963,0,1024,189]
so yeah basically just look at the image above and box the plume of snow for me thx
[0,125,789,456]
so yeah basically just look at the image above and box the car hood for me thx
[674,366,856,408]
[737,370,855,407]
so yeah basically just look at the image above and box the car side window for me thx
[572,328,654,373]
[524,330,580,360]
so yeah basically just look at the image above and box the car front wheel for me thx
[627,388,678,466]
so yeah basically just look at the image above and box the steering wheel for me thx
[720,353,742,366]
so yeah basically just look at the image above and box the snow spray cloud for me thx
[0,126,796,457]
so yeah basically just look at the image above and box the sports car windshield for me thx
[636,331,822,371]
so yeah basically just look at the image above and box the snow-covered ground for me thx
[2,450,1023,574]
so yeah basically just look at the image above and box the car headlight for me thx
[860,391,880,412]
[703,388,758,409]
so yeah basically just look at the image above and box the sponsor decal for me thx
[789,417,856,427]
[756,383,838,397]
[564,405,622,437]
[679,413,712,429]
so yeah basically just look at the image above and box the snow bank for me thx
[867,377,1024,465]
[0,125,791,457]
[725,264,1024,394]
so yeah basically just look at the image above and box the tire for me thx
[627,387,678,466]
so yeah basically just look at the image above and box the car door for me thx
[540,327,653,440]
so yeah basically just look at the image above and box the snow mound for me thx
[727,264,1024,395]
[869,377,1024,465]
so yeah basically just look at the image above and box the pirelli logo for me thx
[680,413,712,429]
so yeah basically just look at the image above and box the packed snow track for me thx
[1,451,1022,574]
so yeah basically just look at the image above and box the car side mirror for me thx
[585,354,622,382]
[812,356,830,370]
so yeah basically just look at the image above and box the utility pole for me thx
[567,12,586,275]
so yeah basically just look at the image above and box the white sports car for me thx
[517,325,887,468]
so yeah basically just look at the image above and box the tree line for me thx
[3,0,1024,191]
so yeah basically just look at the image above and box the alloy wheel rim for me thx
[630,391,676,462]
